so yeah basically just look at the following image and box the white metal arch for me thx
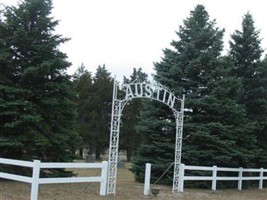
[107,80,185,195]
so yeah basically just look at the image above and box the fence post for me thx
[100,161,108,196]
[212,165,217,191]
[144,163,151,195]
[178,164,185,192]
[238,167,243,190]
[259,168,264,189]
[31,160,41,200]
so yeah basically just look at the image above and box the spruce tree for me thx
[120,68,148,161]
[131,101,176,184]
[0,0,80,166]
[73,65,113,160]
[229,13,267,167]
[73,64,94,158]
[91,65,113,159]
[132,5,258,185]
[257,57,267,167]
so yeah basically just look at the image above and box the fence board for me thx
[40,162,103,169]
[178,163,267,192]
[184,165,213,171]
[184,176,212,181]
[39,177,102,184]
[216,167,240,172]
[0,157,108,199]
[0,158,33,168]
[0,172,32,183]
[216,177,239,181]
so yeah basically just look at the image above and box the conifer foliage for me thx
[0,0,80,164]
[92,65,113,159]
[120,68,148,161]
[132,5,260,185]
[73,65,113,160]
[229,13,267,167]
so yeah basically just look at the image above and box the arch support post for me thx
[172,94,185,193]
[107,80,121,195]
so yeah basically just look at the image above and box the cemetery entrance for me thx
[107,80,185,195]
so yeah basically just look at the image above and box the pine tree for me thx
[132,5,258,186]
[120,68,148,161]
[0,0,81,168]
[229,13,267,167]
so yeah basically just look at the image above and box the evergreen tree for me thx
[120,68,148,161]
[132,5,258,185]
[91,65,113,159]
[0,0,80,167]
[256,57,267,166]
[229,13,267,167]
[73,64,94,157]
[131,101,176,184]
[73,65,113,160]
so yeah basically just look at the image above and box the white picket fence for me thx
[0,158,108,200]
[144,163,267,194]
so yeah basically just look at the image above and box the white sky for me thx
[2,0,267,81]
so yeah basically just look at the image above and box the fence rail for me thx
[178,164,267,192]
[144,163,267,195]
[0,158,108,200]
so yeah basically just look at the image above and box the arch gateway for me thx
[107,80,185,195]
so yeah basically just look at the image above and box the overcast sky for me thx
[2,0,267,81]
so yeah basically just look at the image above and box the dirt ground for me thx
[1,164,267,200]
